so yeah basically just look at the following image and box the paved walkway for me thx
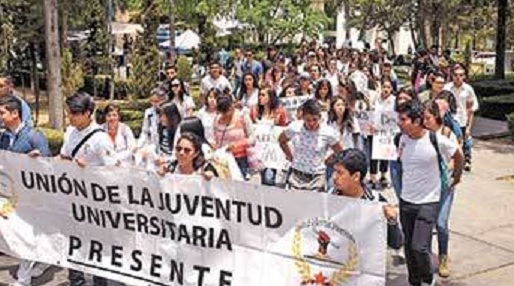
[1,140,513,286]
[472,117,510,139]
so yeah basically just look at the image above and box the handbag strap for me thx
[71,129,103,158]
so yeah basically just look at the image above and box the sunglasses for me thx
[175,146,193,154]
[171,84,180,88]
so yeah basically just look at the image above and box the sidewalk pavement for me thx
[0,140,513,286]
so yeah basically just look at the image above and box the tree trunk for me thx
[169,0,176,61]
[61,0,69,50]
[344,0,351,39]
[387,30,396,57]
[44,0,64,129]
[409,17,418,49]
[417,0,427,48]
[30,43,40,126]
[494,0,507,80]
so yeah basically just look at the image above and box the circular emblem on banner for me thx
[0,170,17,218]
[292,218,358,285]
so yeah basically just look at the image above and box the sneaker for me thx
[438,254,450,278]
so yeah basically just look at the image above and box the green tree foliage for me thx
[236,0,330,44]
[127,0,161,99]
[61,48,84,98]
[177,56,192,82]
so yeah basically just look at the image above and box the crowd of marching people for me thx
[0,38,478,286]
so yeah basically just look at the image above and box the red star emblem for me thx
[314,272,327,285]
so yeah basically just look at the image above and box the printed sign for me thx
[0,151,386,286]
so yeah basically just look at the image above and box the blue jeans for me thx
[326,163,335,191]
[390,160,403,198]
[235,156,250,179]
[437,186,455,255]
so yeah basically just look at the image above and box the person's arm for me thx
[231,112,255,150]
[117,124,137,162]
[137,110,151,148]
[465,88,479,138]
[30,131,52,157]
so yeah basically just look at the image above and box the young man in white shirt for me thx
[60,92,117,286]
[443,65,479,171]
[279,99,343,192]
[200,61,232,97]
[397,102,464,286]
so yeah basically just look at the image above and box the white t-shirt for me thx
[61,122,117,167]
[173,95,196,118]
[399,131,457,204]
[137,107,159,148]
[200,75,232,96]
[284,121,338,174]
[102,122,136,166]
[443,82,479,127]
[197,107,217,144]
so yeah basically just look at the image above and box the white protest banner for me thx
[252,122,288,170]
[279,95,311,120]
[0,151,386,286]
[372,110,400,161]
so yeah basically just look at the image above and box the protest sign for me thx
[0,151,386,286]
[354,109,373,136]
[372,110,399,160]
[252,123,288,170]
[279,95,311,120]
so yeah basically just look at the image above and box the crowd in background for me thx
[0,38,478,286]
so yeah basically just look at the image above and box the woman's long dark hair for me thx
[314,79,333,102]
[237,72,259,101]
[170,79,187,103]
[178,132,206,171]
[180,116,212,148]
[157,102,182,151]
[328,96,355,134]
[423,100,444,127]
[436,90,458,114]
[257,88,280,120]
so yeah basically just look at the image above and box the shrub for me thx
[82,76,129,99]
[480,94,514,120]
[95,99,152,111]
[38,128,64,156]
[177,56,192,83]
[472,80,514,98]
[507,112,514,140]
[126,120,143,138]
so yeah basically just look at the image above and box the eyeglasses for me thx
[246,53,253,57]
[171,84,180,88]
[175,146,193,154]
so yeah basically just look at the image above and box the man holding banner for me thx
[60,92,117,286]
[0,95,51,286]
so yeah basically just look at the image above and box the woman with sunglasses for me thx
[166,133,218,179]
[169,78,195,118]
